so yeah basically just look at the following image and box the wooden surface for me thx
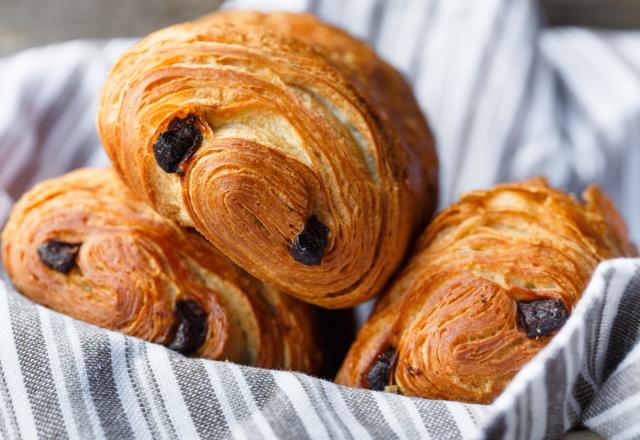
[1,0,639,56]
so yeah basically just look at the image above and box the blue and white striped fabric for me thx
[1,0,640,438]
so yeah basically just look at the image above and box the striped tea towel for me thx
[1,0,640,438]
[0,260,639,439]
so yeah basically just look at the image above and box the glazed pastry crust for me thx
[97,11,438,308]
[336,178,637,403]
[1,168,320,373]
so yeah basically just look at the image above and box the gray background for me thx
[0,0,639,56]
[0,0,224,56]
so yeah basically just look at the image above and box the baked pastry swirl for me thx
[1,168,320,372]
[336,178,636,403]
[97,11,438,308]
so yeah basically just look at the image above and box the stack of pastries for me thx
[1,10,635,402]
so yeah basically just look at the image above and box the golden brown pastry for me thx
[2,168,321,373]
[336,178,637,403]
[97,11,438,308]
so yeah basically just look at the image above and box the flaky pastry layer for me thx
[2,168,320,373]
[337,178,636,403]
[97,11,438,308]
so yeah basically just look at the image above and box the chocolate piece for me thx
[290,215,329,266]
[168,299,208,355]
[153,115,203,173]
[517,298,569,338]
[37,240,81,273]
[366,348,396,391]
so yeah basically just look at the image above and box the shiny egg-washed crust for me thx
[2,168,320,373]
[336,178,637,403]
[97,11,438,308]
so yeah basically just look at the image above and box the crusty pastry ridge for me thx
[97,11,438,308]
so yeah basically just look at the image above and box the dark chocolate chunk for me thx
[366,348,396,391]
[37,240,81,273]
[153,114,203,173]
[290,215,329,266]
[168,299,208,355]
[517,298,569,338]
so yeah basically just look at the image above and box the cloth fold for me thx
[2,0,640,438]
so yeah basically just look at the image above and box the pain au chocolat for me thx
[337,178,636,403]
[2,168,320,373]
[96,11,438,308]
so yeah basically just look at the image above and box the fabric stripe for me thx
[145,345,200,440]
[585,269,612,387]
[584,352,640,438]
[374,0,428,76]
[74,321,133,439]
[586,392,640,428]
[228,365,278,439]
[462,405,492,428]
[0,292,38,439]
[574,270,606,398]
[52,314,102,439]
[545,30,640,131]
[170,356,230,440]
[336,0,380,42]
[108,332,153,440]
[593,267,633,384]
[202,362,250,440]
[433,0,509,202]
[466,0,538,144]
[381,393,422,438]
[311,379,360,439]
[513,394,525,440]
[243,368,311,439]
[0,361,21,440]
[141,344,179,440]
[371,392,410,440]
[306,0,320,14]
[0,54,63,190]
[510,388,523,440]
[562,344,582,430]
[215,364,265,439]
[293,374,349,439]
[444,401,478,439]
[614,424,640,440]
[321,382,371,440]
[543,345,568,437]
[397,398,431,440]
[38,308,81,439]
[603,267,640,377]
[412,400,463,439]
[365,0,386,45]
[338,386,399,439]
[0,397,9,440]
[450,0,533,197]
[10,64,86,193]
[406,1,439,81]
[3,58,83,196]
[271,370,330,440]
[615,336,640,374]
[495,52,551,184]
[123,339,162,439]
